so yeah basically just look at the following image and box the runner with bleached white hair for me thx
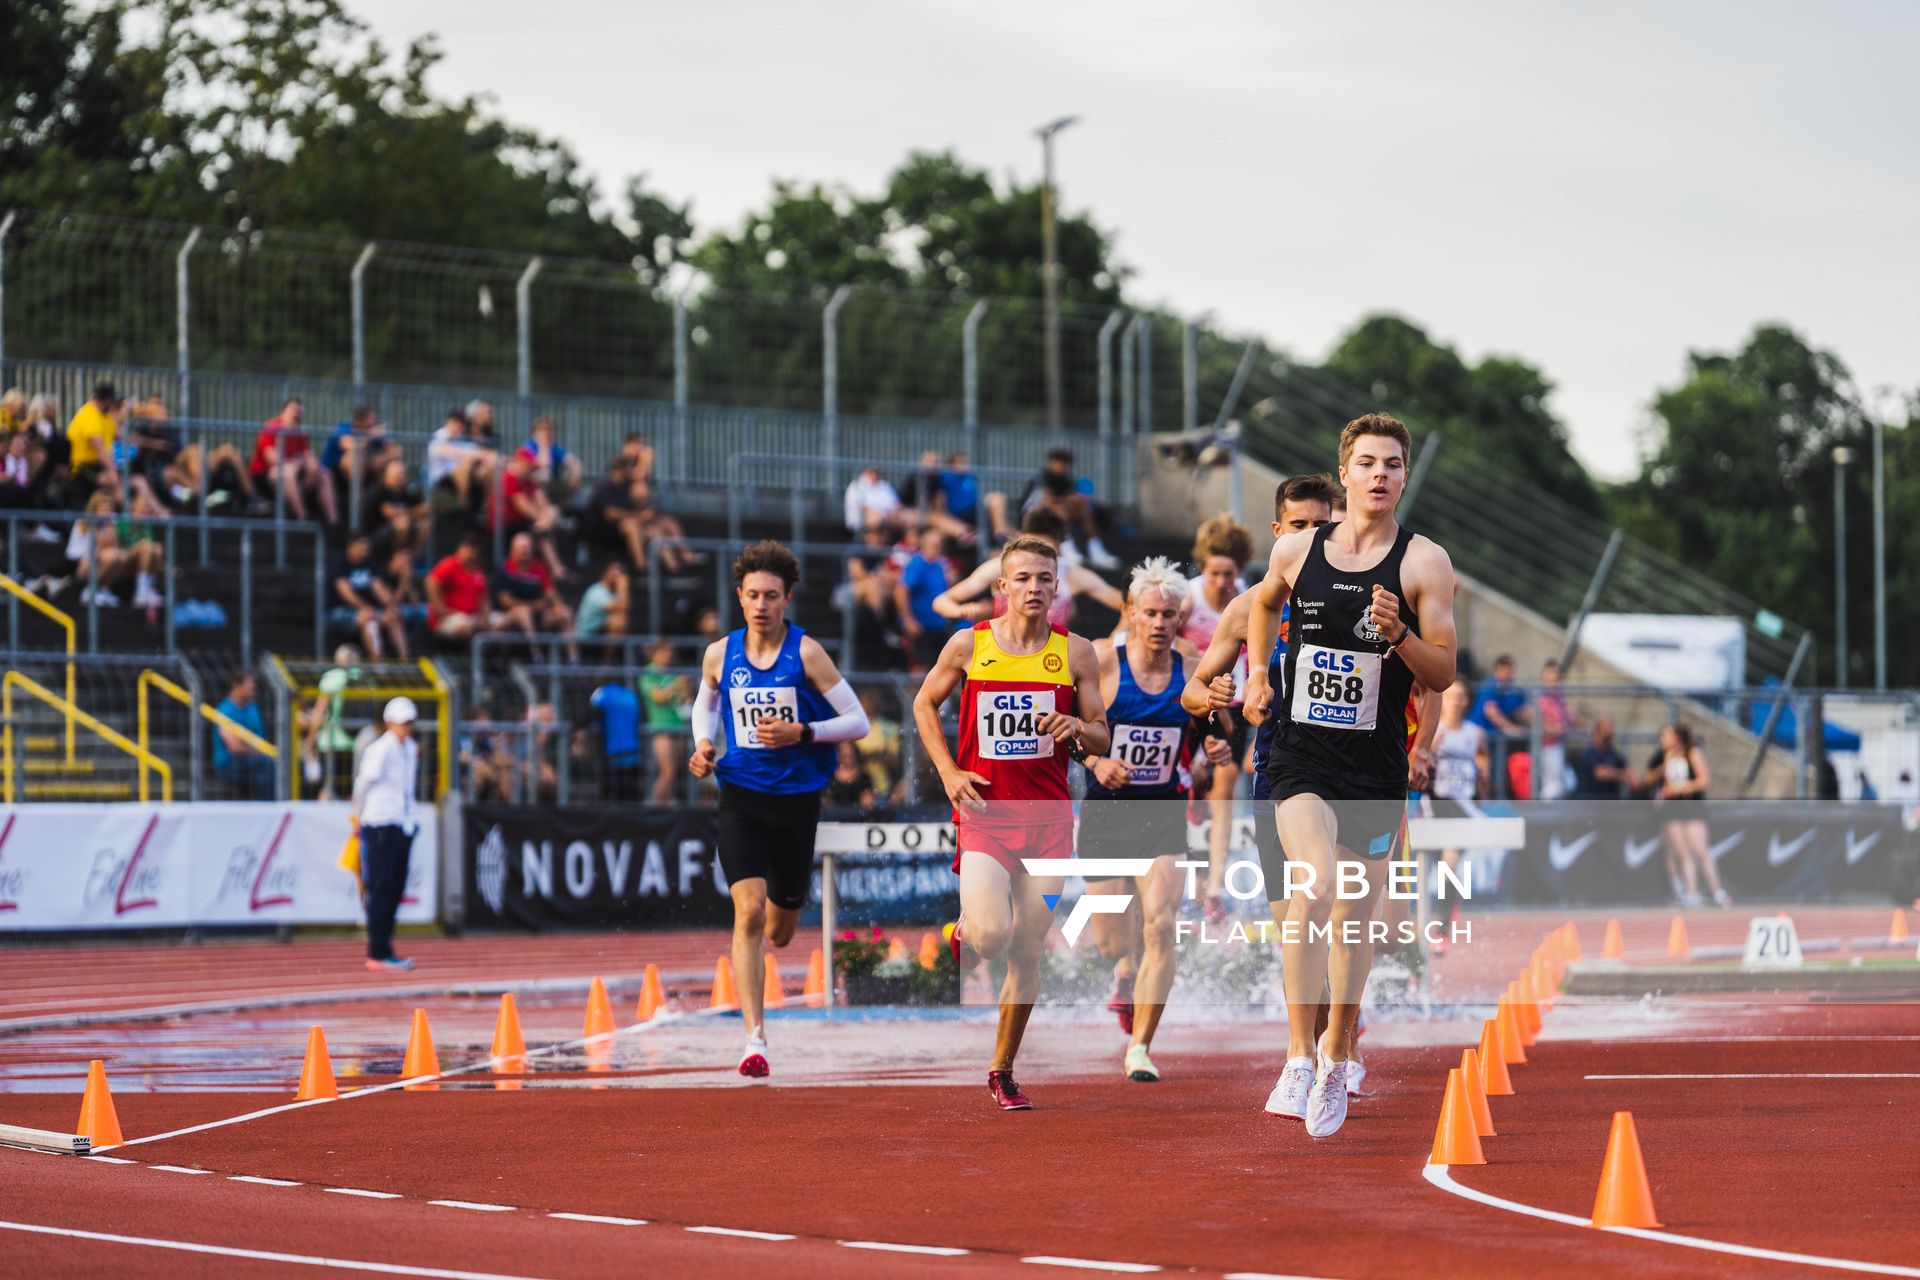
[1078,559,1231,1081]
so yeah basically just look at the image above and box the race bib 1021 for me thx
[978,690,1053,760]
[1290,644,1381,732]
[1109,723,1181,787]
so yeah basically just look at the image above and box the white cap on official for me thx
[384,696,419,725]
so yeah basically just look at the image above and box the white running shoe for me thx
[1306,1059,1350,1136]
[1264,1055,1316,1119]
[738,1036,770,1079]
[1124,1043,1159,1082]
[1345,1059,1368,1097]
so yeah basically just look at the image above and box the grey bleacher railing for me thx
[0,508,325,661]
[726,452,1037,547]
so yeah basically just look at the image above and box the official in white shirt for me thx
[354,696,420,972]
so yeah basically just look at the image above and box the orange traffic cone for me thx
[492,994,526,1071]
[1507,981,1540,1046]
[402,1008,439,1090]
[763,953,785,1008]
[1460,1047,1495,1137]
[1428,1068,1486,1166]
[584,976,616,1038]
[635,964,665,1022]
[1495,997,1529,1066]
[1602,917,1625,960]
[918,932,940,970]
[802,947,826,1003]
[295,1026,339,1101]
[76,1059,123,1147]
[1591,1111,1661,1228]
[1666,916,1690,960]
[1890,910,1908,943]
[709,955,737,1009]
[1478,1019,1514,1096]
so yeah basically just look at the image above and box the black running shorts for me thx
[717,783,822,911]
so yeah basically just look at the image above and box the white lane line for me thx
[0,1217,559,1280]
[1021,1259,1161,1273]
[324,1187,403,1200]
[147,1164,212,1175]
[429,1200,517,1213]
[840,1240,971,1256]
[548,1213,646,1226]
[229,1175,301,1187]
[99,1009,708,1153]
[82,1155,136,1165]
[1585,1073,1920,1081]
[1225,1273,1347,1279]
[1599,1035,1920,1043]
[1423,1164,1920,1278]
[685,1225,796,1241]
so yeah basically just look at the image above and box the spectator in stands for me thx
[381,548,429,647]
[897,450,974,543]
[425,534,495,643]
[855,689,904,802]
[428,408,496,514]
[1889,770,1920,808]
[589,677,643,802]
[842,528,907,670]
[126,396,191,510]
[639,639,693,805]
[896,525,957,673]
[330,532,407,660]
[304,644,364,801]
[251,399,338,524]
[466,399,498,448]
[617,438,696,572]
[575,560,629,652]
[937,451,1009,542]
[21,394,69,517]
[65,382,123,506]
[213,672,275,800]
[1572,717,1628,799]
[525,700,560,803]
[493,450,568,580]
[460,704,517,803]
[65,490,164,610]
[363,457,430,560]
[827,741,876,811]
[493,531,576,650]
[519,417,582,505]
[1534,658,1581,799]
[1021,447,1118,568]
[844,463,902,535]
[1857,770,1879,802]
[1471,654,1531,741]
[0,388,24,432]
[185,434,255,516]
[582,455,642,567]
[0,432,35,509]
[323,407,392,506]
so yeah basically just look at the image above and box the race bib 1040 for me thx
[1109,723,1181,787]
[1290,644,1381,732]
[978,690,1053,760]
[730,685,797,747]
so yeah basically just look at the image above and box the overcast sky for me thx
[367,0,1918,478]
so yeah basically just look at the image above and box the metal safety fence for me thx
[0,651,222,802]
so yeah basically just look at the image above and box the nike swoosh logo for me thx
[1846,828,1882,865]
[1623,835,1663,869]
[979,659,998,667]
[1766,830,1816,866]
[1548,831,1598,871]
[1708,831,1744,861]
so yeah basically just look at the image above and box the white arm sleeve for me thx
[691,681,721,744]
[808,679,870,744]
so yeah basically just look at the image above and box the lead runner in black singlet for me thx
[1242,414,1458,1139]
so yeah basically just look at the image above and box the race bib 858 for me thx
[1290,644,1381,732]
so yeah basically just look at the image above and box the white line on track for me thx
[1422,1164,1920,1278]
[547,1213,646,1226]
[229,1175,301,1187]
[685,1225,796,1241]
[147,1164,212,1174]
[1224,1273,1347,1279]
[429,1200,517,1213]
[840,1240,971,1256]
[1022,1258,1161,1273]
[82,1155,135,1164]
[0,1217,560,1280]
[1598,1036,1920,1043]
[1585,1073,1920,1081]
[324,1187,403,1200]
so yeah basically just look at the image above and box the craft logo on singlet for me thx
[82,815,164,916]
[214,812,298,911]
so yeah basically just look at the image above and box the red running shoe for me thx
[738,1037,769,1079]
[949,913,966,966]
[987,1069,1033,1111]
[1105,966,1135,1035]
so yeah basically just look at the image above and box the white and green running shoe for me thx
[1124,1043,1159,1082]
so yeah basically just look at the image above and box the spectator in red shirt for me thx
[491,450,568,579]
[425,534,494,642]
[250,399,338,524]
[493,531,576,652]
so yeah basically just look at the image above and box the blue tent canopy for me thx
[1747,681,1863,752]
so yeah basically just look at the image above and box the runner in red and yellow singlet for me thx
[914,534,1109,1111]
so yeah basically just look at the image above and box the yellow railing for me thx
[0,573,76,760]
[277,656,452,801]
[138,669,278,799]
[2,671,171,803]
